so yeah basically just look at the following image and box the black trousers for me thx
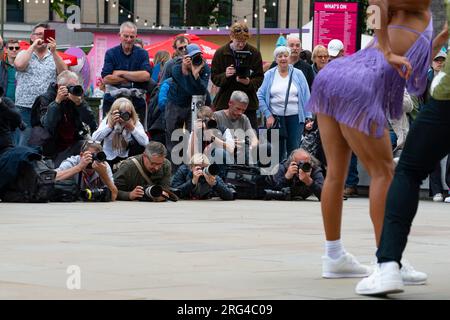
[428,156,450,196]
[377,98,450,264]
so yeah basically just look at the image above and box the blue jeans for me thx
[345,153,359,187]
[278,115,303,162]
[18,106,32,147]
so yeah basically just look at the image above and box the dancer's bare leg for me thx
[317,114,352,241]
[339,124,394,246]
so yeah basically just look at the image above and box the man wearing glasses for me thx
[160,35,190,82]
[0,38,21,103]
[56,140,118,202]
[14,23,67,147]
[101,22,152,123]
[211,22,264,130]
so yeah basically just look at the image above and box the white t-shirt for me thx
[269,70,299,116]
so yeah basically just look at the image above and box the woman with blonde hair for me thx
[152,50,171,83]
[311,45,329,75]
[92,97,149,168]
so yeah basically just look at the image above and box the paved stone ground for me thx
[0,198,449,300]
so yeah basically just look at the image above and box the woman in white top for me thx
[258,46,311,161]
[92,97,149,168]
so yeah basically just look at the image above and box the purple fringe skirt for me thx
[307,47,406,138]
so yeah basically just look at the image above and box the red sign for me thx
[313,2,360,55]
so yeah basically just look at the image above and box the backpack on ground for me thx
[223,165,268,200]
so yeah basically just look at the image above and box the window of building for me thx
[170,0,184,27]
[264,0,278,28]
[119,0,134,24]
[6,0,24,23]
[217,0,232,26]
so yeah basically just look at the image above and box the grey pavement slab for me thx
[0,198,449,300]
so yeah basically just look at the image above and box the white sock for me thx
[380,261,400,272]
[325,239,344,260]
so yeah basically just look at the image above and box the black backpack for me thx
[223,165,268,200]
[1,160,56,203]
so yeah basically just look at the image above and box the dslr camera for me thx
[198,163,220,184]
[264,187,291,201]
[298,161,312,173]
[234,50,252,78]
[81,187,112,202]
[202,118,217,130]
[67,85,84,97]
[87,151,107,169]
[191,52,204,66]
[119,111,131,121]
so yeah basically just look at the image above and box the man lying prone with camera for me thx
[267,148,324,201]
[55,140,118,201]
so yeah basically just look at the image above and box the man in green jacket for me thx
[113,141,171,201]
[211,22,264,130]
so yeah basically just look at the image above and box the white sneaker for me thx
[401,260,427,285]
[356,262,404,296]
[433,193,444,202]
[322,252,372,278]
[445,196,450,203]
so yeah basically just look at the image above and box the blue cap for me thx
[187,44,202,57]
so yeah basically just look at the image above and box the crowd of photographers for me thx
[0,20,357,204]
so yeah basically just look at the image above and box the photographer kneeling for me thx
[55,140,118,201]
[268,148,324,200]
[171,153,234,200]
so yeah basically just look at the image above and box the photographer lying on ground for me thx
[171,153,234,200]
[267,148,323,200]
[113,141,171,201]
[55,140,118,201]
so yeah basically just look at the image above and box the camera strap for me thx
[283,70,294,117]
[131,157,152,185]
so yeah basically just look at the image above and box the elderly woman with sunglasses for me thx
[257,46,311,162]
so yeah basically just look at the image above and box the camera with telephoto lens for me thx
[198,163,220,184]
[67,85,84,97]
[119,111,131,122]
[80,187,112,202]
[143,185,164,201]
[234,50,252,78]
[264,187,291,201]
[298,161,312,173]
[191,52,204,66]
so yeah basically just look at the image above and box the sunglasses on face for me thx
[8,46,20,51]
[177,45,187,51]
[233,27,249,33]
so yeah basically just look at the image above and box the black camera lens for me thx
[67,85,84,97]
[119,111,131,121]
[299,162,312,172]
[92,151,107,162]
[191,53,203,66]
[203,163,220,176]
[144,185,163,199]
[264,188,291,201]
[81,188,112,202]
[204,119,217,129]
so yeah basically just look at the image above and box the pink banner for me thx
[313,2,359,55]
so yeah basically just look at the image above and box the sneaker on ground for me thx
[322,252,372,278]
[401,260,427,285]
[445,196,450,203]
[355,263,404,296]
[433,193,443,202]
